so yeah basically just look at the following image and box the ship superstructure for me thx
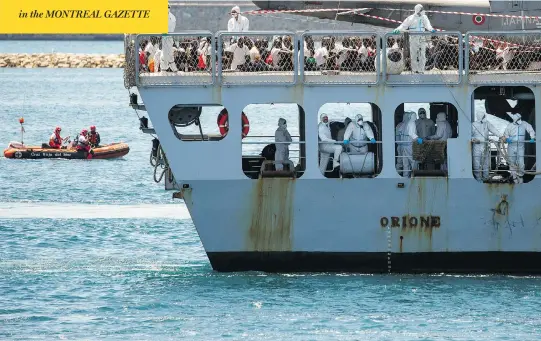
[124,30,541,273]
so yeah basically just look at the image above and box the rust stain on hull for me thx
[247,178,295,251]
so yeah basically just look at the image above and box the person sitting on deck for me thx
[49,126,64,149]
[87,125,101,148]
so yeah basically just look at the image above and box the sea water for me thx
[0,41,540,340]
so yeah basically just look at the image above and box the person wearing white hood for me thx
[228,6,249,33]
[471,110,502,181]
[343,114,376,154]
[426,112,452,171]
[318,113,342,174]
[503,113,536,183]
[392,4,435,73]
[274,118,292,171]
[395,113,409,176]
[403,111,423,177]
[160,4,178,72]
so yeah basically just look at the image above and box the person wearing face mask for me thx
[426,112,453,171]
[318,113,342,173]
[274,118,292,171]
[403,111,422,177]
[160,3,178,72]
[471,110,502,182]
[392,4,435,73]
[228,6,249,33]
[503,113,536,184]
[415,108,435,138]
[343,114,376,154]
[395,113,409,176]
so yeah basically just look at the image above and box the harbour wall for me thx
[0,53,125,68]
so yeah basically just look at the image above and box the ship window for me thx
[472,86,536,184]
[241,103,306,179]
[395,102,458,178]
[168,105,227,142]
[317,103,382,178]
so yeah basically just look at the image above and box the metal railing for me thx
[465,31,541,85]
[299,31,380,85]
[126,30,541,88]
[241,140,305,178]
[471,139,537,183]
[382,31,463,85]
[216,31,298,85]
[135,31,215,87]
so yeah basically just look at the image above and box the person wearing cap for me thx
[415,108,435,138]
[87,125,101,148]
[227,6,249,32]
[49,126,64,149]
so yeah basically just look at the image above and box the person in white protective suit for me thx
[343,114,376,154]
[160,4,178,72]
[426,112,452,141]
[395,113,408,176]
[318,113,342,173]
[415,108,435,138]
[471,110,502,182]
[228,6,249,32]
[274,118,292,171]
[503,113,536,184]
[392,4,435,73]
[426,112,453,171]
[403,111,423,177]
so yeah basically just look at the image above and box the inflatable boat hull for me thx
[3,142,129,160]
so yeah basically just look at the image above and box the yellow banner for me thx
[0,0,168,34]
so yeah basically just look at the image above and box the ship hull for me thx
[207,251,541,274]
[181,178,541,274]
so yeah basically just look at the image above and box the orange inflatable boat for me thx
[3,142,129,160]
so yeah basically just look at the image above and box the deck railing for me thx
[124,30,541,88]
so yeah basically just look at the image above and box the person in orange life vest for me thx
[87,125,101,147]
[77,129,91,153]
[49,126,64,149]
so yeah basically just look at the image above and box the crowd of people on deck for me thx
[135,3,540,75]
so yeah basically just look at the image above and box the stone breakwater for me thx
[0,53,125,68]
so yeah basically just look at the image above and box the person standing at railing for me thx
[503,113,536,184]
[415,108,435,138]
[403,111,423,178]
[318,113,342,173]
[343,114,376,154]
[160,3,178,72]
[228,6,249,33]
[391,4,435,74]
[471,110,502,182]
[275,118,292,171]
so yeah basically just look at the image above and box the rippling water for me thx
[1,41,540,340]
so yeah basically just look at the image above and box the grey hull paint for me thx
[181,178,541,274]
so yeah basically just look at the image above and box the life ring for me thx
[217,111,250,139]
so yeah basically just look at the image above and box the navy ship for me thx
[124,4,541,273]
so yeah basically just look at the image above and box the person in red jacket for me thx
[49,126,63,149]
[76,129,95,159]
[87,125,101,147]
